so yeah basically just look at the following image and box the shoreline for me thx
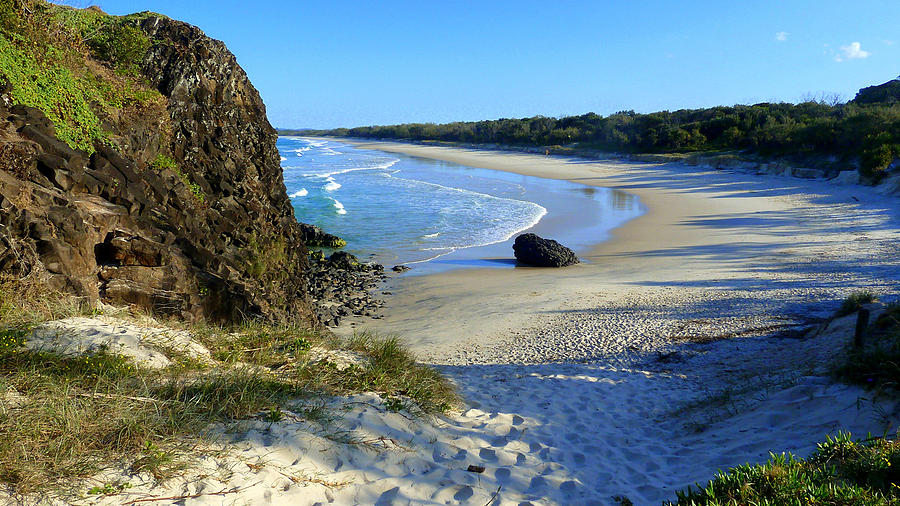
[335,139,900,362]
[325,139,900,502]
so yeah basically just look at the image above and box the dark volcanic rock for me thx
[0,15,327,324]
[512,233,579,267]
[306,253,386,327]
[298,223,346,249]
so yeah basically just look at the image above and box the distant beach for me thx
[330,140,900,503]
[279,137,643,274]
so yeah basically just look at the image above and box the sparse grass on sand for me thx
[673,294,900,505]
[0,277,458,498]
[669,432,900,505]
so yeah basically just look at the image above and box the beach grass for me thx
[836,290,879,317]
[669,432,900,505]
[834,302,900,391]
[0,278,458,498]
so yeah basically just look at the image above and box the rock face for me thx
[512,233,579,267]
[0,15,354,325]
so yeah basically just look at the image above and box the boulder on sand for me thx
[512,233,579,267]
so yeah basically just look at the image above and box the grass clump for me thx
[836,290,878,317]
[342,334,459,413]
[0,279,458,498]
[669,432,900,505]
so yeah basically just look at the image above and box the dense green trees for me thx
[308,87,900,179]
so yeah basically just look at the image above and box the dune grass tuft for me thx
[836,290,878,317]
[0,280,458,498]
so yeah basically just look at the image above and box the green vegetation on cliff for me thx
[0,0,162,152]
[313,82,900,180]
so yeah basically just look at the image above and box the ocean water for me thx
[279,137,644,272]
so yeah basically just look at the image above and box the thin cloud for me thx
[775,31,789,42]
[882,39,896,46]
[835,42,869,62]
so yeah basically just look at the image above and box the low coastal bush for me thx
[309,87,900,178]
[0,281,458,497]
[670,432,900,505]
[836,290,878,317]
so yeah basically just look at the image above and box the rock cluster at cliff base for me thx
[513,233,579,267]
[307,251,386,327]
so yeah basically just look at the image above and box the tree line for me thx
[303,87,900,179]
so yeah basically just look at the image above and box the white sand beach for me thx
[18,144,900,505]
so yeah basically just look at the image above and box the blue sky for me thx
[61,1,900,128]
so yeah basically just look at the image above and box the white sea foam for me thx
[289,189,308,198]
[330,198,347,215]
[301,138,327,147]
[311,160,399,179]
[280,156,287,162]
[320,147,341,156]
[324,178,341,191]
[422,232,441,238]
[387,173,548,253]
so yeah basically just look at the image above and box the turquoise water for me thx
[278,137,644,272]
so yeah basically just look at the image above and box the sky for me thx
[56,0,900,129]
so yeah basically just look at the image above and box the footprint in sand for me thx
[453,486,475,502]
[491,435,509,446]
[479,448,497,461]
[495,467,512,484]
[526,476,548,494]
[560,480,579,495]
[375,486,399,505]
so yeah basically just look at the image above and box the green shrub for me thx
[670,432,900,505]
[861,144,896,180]
[85,19,150,75]
[150,153,177,171]
[837,290,878,317]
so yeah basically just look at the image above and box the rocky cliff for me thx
[0,6,358,325]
